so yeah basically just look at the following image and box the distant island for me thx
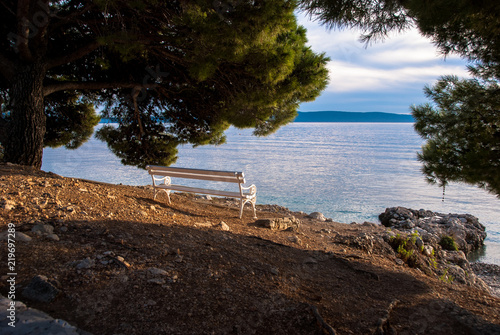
[294,111,414,123]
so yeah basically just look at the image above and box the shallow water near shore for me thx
[42,122,500,265]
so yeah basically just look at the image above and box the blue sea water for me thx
[42,122,500,265]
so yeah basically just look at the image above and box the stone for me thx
[415,236,424,249]
[32,224,55,236]
[148,278,166,285]
[218,221,230,231]
[148,267,168,276]
[0,231,32,242]
[1,198,16,210]
[75,258,95,269]
[422,245,434,257]
[194,222,213,228]
[22,275,60,303]
[46,233,60,241]
[303,257,318,264]
[114,256,131,268]
[17,232,33,242]
[288,235,302,245]
[255,217,301,231]
[308,212,326,221]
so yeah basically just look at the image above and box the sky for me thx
[296,13,471,114]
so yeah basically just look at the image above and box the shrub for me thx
[439,235,459,251]
[389,233,419,267]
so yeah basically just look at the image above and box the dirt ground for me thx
[0,163,499,335]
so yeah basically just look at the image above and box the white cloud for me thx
[296,12,472,109]
[326,61,470,92]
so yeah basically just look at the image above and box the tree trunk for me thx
[4,61,46,169]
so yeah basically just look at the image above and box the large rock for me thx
[22,275,60,303]
[255,217,300,231]
[379,207,486,255]
[307,212,326,221]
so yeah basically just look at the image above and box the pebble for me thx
[148,267,168,276]
[1,199,16,210]
[288,236,302,245]
[75,258,95,269]
[303,257,318,264]
[218,221,230,231]
[46,233,60,241]
[148,278,166,285]
[31,224,54,235]
[308,212,326,221]
[0,231,32,242]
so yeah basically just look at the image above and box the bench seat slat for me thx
[146,165,244,178]
[156,184,254,199]
[149,171,243,183]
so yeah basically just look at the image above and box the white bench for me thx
[146,165,257,219]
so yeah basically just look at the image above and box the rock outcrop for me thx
[379,207,487,255]
[379,207,490,291]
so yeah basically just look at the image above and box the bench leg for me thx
[239,199,244,219]
[239,197,257,219]
[153,188,171,205]
[251,198,257,219]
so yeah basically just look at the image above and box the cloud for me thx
[326,61,471,92]
[296,13,472,111]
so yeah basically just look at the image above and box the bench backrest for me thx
[146,165,246,184]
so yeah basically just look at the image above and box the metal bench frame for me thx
[146,165,257,219]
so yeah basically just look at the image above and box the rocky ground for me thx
[0,163,499,335]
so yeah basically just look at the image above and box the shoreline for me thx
[1,163,499,333]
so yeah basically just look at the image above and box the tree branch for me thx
[43,81,157,96]
[49,1,95,30]
[16,0,34,62]
[47,41,102,69]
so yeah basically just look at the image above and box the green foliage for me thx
[389,233,419,267]
[300,0,500,76]
[428,256,438,269]
[439,268,455,284]
[44,92,101,149]
[412,76,500,197]
[439,235,459,251]
[0,0,329,168]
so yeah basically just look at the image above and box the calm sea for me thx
[42,123,500,265]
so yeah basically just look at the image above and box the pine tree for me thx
[0,1,329,169]
[412,76,500,196]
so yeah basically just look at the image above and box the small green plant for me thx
[439,235,459,251]
[428,256,438,269]
[410,230,419,244]
[439,268,455,283]
[389,233,419,267]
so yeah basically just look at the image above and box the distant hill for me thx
[294,111,414,123]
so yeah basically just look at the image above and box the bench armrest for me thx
[152,175,171,187]
[241,184,257,196]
